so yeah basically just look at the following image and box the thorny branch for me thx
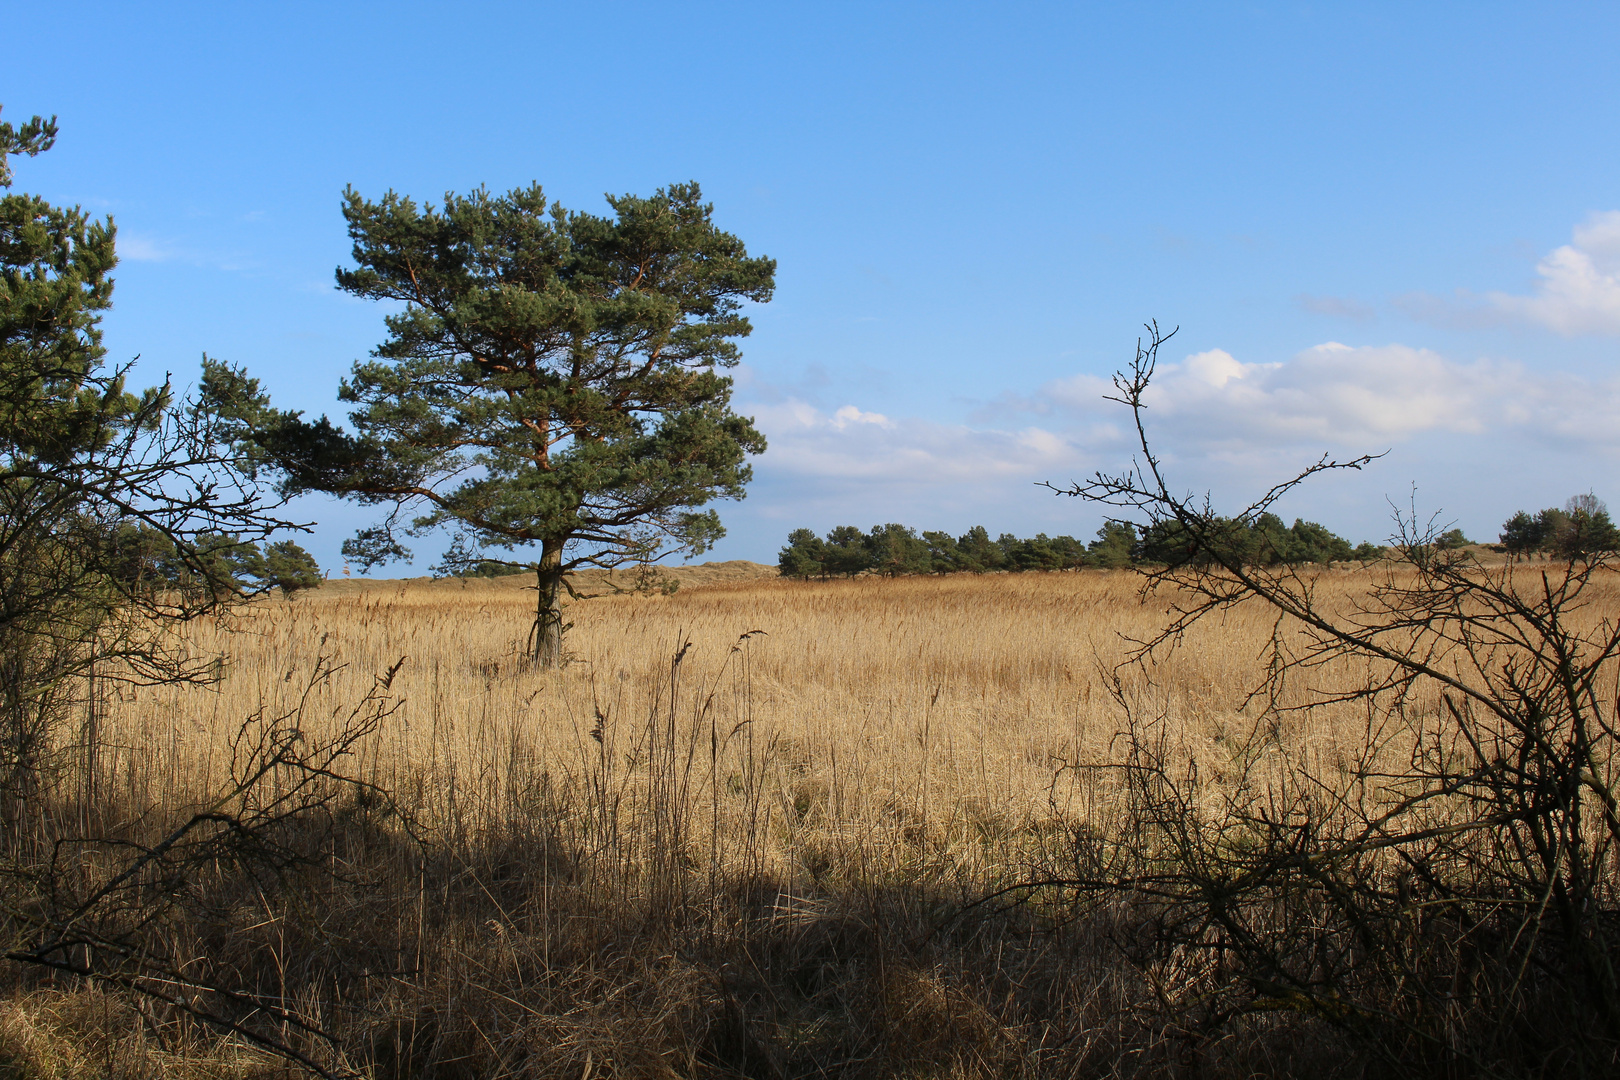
[1015,321,1620,1074]
[0,657,417,1078]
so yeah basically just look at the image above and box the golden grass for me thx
[100,568,1413,894]
[33,563,1620,1078]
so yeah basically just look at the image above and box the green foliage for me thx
[779,513,1364,580]
[0,116,125,464]
[0,111,56,190]
[1351,540,1385,562]
[779,523,1089,577]
[1566,509,1620,556]
[462,559,532,579]
[918,530,960,574]
[1003,532,1075,572]
[261,539,323,598]
[1238,512,1353,565]
[1087,521,1137,569]
[206,180,773,663]
[1500,510,1540,555]
[1138,512,1355,567]
[189,533,266,597]
[955,526,1006,573]
[822,525,872,578]
[61,528,320,600]
[866,523,930,577]
[1499,494,1620,559]
[1277,515,1355,563]
[1435,527,1470,550]
[777,528,827,580]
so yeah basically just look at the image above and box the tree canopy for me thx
[1499,494,1620,558]
[209,181,774,664]
[1134,512,1375,568]
[777,516,1374,579]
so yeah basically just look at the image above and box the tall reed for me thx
[3,566,1593,1077]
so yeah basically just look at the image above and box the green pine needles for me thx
[209,181,774,665]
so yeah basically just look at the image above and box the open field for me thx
[117,566,1376,882]
[6,563,1619,1078]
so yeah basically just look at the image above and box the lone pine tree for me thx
[209,181,773,665]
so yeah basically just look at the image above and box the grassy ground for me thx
[2,562,1609,1078]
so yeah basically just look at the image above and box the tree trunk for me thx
[533,538,566,668]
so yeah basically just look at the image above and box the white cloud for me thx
[1393,208,1620,331]
[731,340,1620,550]
[1396,213,1620,335]
[117,232,179,262]
[1039,341,1620,455]
[1486,211,1620,335]
[830,404,892,429]
[116,230,257,272]
[750,399,1080,487]
[751,340,1620,505]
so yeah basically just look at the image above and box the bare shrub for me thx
[1029,322,1620,1075]
[0,657,410,1078]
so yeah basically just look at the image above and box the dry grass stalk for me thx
[4,564,1608,1077]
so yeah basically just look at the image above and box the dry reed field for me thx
[114,568,1376,895]
[5,562,1619,1079]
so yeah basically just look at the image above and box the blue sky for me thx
[7,2,1620,570]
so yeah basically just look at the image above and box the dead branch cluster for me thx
[1030,323,1620,1076]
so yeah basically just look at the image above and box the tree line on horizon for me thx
[779,493,1619,580]
[110,528,325,599]
[777,514,1388,579]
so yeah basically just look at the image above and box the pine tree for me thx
[256,540,321,598]
[1499,510,1541,555]
[956,526,1005,572]
[777,528,826,579]
[209,181,773,665]
[865,523,929,577]
[1088,521,1137,568]
[822,526,872,577]
[920,530,961,574]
